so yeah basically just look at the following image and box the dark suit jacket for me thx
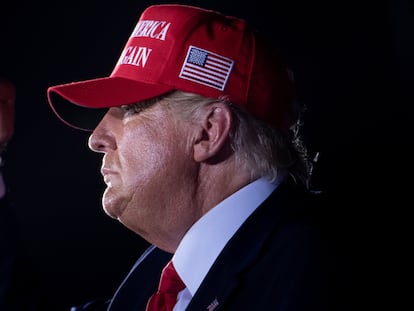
[72,181,347,311]
[1,195,53,311]
[0,195,15,311]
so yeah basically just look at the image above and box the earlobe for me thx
[193,103,232,163]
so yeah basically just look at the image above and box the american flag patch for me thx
[179,46,234,91]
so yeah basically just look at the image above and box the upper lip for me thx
[101,167,114,176]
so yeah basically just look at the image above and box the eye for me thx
[120,104,137,117]
[120,101,157,117]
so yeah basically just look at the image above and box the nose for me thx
[88,112,115,153]
[88,131,104,153]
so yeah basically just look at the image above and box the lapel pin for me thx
[207,298,219,311]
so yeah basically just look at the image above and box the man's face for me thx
[0,80,15,146]
[88,100,199,248]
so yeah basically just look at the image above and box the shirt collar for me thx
[173,176,281,295]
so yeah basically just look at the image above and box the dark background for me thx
[1,0,412,310]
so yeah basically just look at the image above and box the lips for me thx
[101,167,113,176]
[101,167,115,185]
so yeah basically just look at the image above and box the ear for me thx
[193,102,232,163]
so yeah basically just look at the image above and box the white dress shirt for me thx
[172,177,282,311]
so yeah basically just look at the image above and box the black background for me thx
[1,0,412,309]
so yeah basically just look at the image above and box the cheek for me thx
[128,137,192,208]
[119,125,176,188]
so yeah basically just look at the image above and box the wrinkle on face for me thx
[92,102,202,250]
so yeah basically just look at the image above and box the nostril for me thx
[88,133,103,152]
[88,130,115,153]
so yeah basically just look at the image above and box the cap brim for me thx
[47,76,174,131]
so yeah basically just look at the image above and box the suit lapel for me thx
[108,245,172,311]
[106,181,310,311]
[186,182,301,310]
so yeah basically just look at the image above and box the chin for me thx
[102,194,120,219]
[103,207,118,219]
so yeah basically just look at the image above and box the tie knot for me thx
[146,261,186,311]
[158,261,185,294]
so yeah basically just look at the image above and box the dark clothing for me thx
[0,195,16,311]
[0,195,52,311]
[72,181,347,310]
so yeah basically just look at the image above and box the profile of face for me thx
[0,79,15,146]
[88,100,200,249]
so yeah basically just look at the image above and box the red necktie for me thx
[146,261,186,311]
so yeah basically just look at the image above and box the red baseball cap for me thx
[47,4,295,131]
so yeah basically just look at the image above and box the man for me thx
[1,78,54,311]
[47,4,341,311]
[0,77,16,310]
